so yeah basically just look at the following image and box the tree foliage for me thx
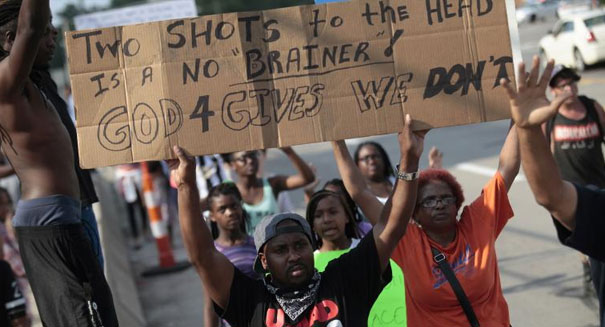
[195,0,314,15]
[108,0,315,15]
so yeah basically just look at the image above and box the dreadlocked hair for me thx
[0,0,21,59]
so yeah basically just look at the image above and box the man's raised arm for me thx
[168,146,234,310]
[0,0,49,98]
[501,57,577,230]
[372,114,425,272]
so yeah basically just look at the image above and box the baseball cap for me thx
[549,65,581,88]
[253,212,315,274]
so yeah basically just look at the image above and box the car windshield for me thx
[585,15,605,28]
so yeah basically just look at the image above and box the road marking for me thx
[580,77,605,86]
[521,43,539,52]
[454,162,527,182]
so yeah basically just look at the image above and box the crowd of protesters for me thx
[0,0,604,327]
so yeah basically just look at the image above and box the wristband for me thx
[395,164,419,181]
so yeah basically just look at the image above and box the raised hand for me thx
[428,146,443,169]
[303,163,320,192]
[397,114,427,167]
[501,57,572,128]
[167,145,196,188]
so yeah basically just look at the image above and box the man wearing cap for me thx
[168,114,425,327]
[545,65,605,188]
[544,65,605,299]
[503,57,605,327]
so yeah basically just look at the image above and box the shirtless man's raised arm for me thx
[0,1,118,325]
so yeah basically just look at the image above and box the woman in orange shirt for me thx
[331,123,519,327]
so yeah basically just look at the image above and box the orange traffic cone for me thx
[140,162,190,277]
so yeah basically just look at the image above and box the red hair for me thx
[417,169,465,211]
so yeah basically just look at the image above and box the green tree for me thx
[110,0,147,9]
[195,0,314,15]
[49,4,88,69]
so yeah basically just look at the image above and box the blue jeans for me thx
[81,205,104,268]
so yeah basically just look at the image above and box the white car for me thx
[517,0,560,24]
[539,10,605,71]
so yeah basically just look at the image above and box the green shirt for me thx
[314,247,407,327]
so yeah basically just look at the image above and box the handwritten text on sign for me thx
[66,0,514,168]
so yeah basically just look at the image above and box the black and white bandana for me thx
[264,270,322,322]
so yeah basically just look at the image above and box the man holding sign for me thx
[169,114,424,327]
[0,0,117,326]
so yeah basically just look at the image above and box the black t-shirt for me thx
[549,96,605,188]
[551,184,605,262]
[0,260,26,326]
[215,232,391,327]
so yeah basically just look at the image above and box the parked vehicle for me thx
[517,0,560,23]
[539,10,605,71]
[557,0,594,19]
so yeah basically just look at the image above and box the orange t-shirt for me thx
[391,172,514,327]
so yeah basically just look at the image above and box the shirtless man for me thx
[0,1,117,326]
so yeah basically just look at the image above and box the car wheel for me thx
[574,49,586,72]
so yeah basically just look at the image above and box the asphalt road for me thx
[132,16,605,327]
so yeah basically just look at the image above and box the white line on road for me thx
[521,43,539,52]
[454,162,527,182]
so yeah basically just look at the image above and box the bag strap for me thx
[431,247,480,327]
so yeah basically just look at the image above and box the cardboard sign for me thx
[74,0,198,30]
[66,0,517,169]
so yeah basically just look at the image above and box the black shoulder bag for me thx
[431,247,480,327]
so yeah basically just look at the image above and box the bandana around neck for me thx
[264,270,322,322]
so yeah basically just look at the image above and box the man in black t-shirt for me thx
[168,115,425,327]
[544,65,605,297]
[218,215,387,327]
[0,260,28,327]
[545,65,605,188]
[502,57,605,327]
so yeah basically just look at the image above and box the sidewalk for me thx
[129,222,202,327]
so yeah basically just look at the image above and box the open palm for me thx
[501,57,572,128]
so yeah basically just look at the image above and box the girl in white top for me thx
[306,190,361,254]
[354,142,443,204]
[353,141,396,204]
[222,147,315,235]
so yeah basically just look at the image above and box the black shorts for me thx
[16,224,118,327]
